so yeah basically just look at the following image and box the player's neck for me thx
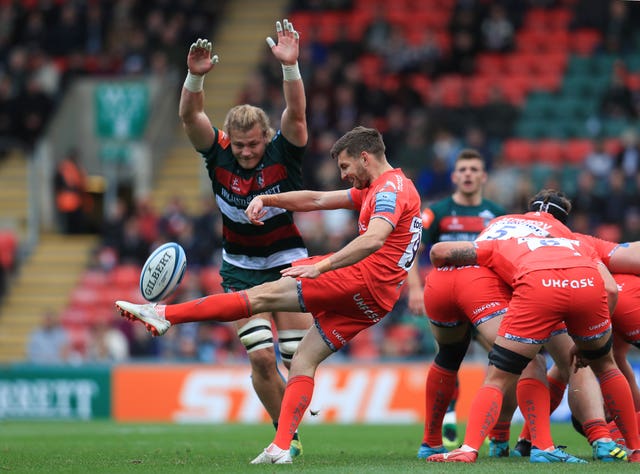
[452,191,482,206]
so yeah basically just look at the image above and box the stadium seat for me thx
[0,230,17,271]
[570,29,602,55]
[475,53,505,76]
[564,139,593,164]
[200,266,223,294]
[111,264,141,288]
[78,269,111,289]
[566,56,593,77]
[514,119,548,139]
[535,139,564,165]
[502,138,535,165]
[560,164,581,197]
[529,163,559,191]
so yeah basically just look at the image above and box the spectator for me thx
[26,310,73,364]
[615,128,640,185]
[479,85,518,141]
[54,148,91,234]
[600,60,636,120]
[14,76,53,150]
[362,4,393,55]
[602,0,634,54]
[86,317,130,362]
[480,3,515,53]
[584,138,614,182]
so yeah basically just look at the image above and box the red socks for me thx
[599,368,640,450]
[164,291,251,324]
[489,421,511,443]
[463,385,503,450]
[273,375,314,450]
[583,419,611,444]
[423,364,458,446]
[519,375,566,442]
[517,377,553,450]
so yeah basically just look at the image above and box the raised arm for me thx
[282,217,393,279]
[267,19,307,147]
[429,241,478,267]
[178,38,218,151]
[245,189,353,225]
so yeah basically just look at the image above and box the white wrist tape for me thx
[183,71,204,92]
[282,62,301,81]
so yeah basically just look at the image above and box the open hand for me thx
[187,38,219,75]
[281,264,320,279]
[266,19,300,65]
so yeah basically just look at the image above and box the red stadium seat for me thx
[570,29,602,55]
[111,264,141,288]
[0,230,17,271]
[502,139,535,165]
[564,139,593,164]
[200,266,223,295]
[535,139,564,165]
[475,53,505,76]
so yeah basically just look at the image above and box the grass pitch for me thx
[0,421,636,473]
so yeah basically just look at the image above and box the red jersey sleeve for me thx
[575,233,618,266]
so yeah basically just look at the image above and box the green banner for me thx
[0,365,111,420]
[94,83,149,139]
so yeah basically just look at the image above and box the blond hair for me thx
[223,104,275,141]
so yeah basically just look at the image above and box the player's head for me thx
[224,104,275,169]
[527,189,571,224]
[451,148,487,196]
[330,126,386,189]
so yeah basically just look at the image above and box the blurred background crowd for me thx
[1,0,640,365]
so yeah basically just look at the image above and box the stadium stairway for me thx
[0,150,29,239]
[0,232,98,362]
[151,0,290,215]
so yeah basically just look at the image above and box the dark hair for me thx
[527,189,572,224]
[456,148,484,163]
[330,126,385,160]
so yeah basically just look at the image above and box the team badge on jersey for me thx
[375,191,397,213]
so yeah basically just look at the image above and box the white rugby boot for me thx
[115,300,171,336]
[250,443,293,464]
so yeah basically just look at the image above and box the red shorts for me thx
[424,266,511,328]
[611,274,640,345]
[499,267,611,343]
[294,256,390,351]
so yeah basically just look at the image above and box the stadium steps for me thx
[0,232,98,362]
[0,150,29,239]
[151,0,289,216]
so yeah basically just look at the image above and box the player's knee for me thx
[434,332,471,371]
[238,318,273,354]
[488,344,532,375]
[579,335,613,361]
[278,329,306,365]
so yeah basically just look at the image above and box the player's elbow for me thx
[429,243,447,267]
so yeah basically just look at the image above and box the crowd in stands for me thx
[14,0,640,363]
[0,0,225,156]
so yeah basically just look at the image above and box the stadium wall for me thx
[1,362,638,423]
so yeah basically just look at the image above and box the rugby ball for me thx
[139,242,187,302]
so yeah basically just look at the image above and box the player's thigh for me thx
[476,315,502,348]
[272,310,313,331]
[289,324,334,377]
[430,322,470,345]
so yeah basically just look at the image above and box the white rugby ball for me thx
[139,242,187,302]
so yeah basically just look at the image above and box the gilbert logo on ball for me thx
[140,242,187,302]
